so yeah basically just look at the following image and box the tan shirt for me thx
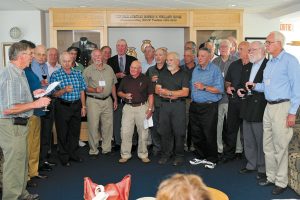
[83,63,117,98]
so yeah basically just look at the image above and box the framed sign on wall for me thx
[2,42,13,67]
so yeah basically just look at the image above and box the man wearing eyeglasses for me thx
[0,42,50,200]
[246,31,300,195]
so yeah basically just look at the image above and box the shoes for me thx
[89,154,99,160]
[22,194,40,200]
[158,157,168,165]
[44,161,57,166]
[272,186,287,195]
[173,158,184,166]
[239,168,255,174]
[256,172,267,180]
[258,178,274,186]
[204,162,216,169]
[79,140,86,147]
[141,157,151,163]
[119,158,129,163]
[189,158,207,165]
[39,163,52,172]
[33,174,48,179]
[70,157,83,163]
[27,180,37,188]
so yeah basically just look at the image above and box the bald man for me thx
[117,60,154,163]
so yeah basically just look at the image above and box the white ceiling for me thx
[0,0,300,18]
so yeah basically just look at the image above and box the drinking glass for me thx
[247,85,253,96]
[240,90,246,99]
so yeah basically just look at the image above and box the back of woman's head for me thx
[156,174,212,200]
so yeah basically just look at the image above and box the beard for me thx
[167,64,175,71]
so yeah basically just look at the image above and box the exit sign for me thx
[280,24,293,31]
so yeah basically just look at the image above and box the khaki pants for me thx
[0,118,30,200]
[87,97,113,155]
[120,104,149,159]
[263,102,293,188]
[27,115,41,178]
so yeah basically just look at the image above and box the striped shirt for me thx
[0,63,33,118]
[191,62,224,103]
[50,68,87,101]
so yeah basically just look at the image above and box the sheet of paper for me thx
[144,116,154,129]
[34,81,60,98]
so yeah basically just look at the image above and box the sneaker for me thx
[189,158,208,165]
[204,163,216,169]
[79,140,86,147]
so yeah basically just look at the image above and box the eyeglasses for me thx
[264,41,279,45]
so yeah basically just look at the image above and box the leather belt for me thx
[161,99,185,103]
[192,101,215,105]
[87,95,109,100]
[126,102,146,107]
[267,99,289,105]
[57,98,80,106]
[13,117,29,126]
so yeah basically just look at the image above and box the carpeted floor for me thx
[28,146,300,200]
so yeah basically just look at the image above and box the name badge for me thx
[265,79,270,85]
[222,72,225,77]
[99,81,106,86]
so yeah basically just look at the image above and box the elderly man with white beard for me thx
[155,52,189,166]
[237,41,268,182]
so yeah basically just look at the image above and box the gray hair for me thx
[271,31,285,47]
[59,51,70,63]
[199,47,212,55]
[9,42,30,61]
[219,39,232,48]
[156,47,168,56]
[251,41,265,51]
[116,39,128,46]
[167,52,180,61]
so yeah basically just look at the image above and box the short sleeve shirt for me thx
[118,74,154,104]
[83,64,117,98]
[0,63,33,118]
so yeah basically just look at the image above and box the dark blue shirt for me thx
[25,66,45,117]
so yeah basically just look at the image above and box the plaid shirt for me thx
[50,68,86,101]
[0,63,33,118]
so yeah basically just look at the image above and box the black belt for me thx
[57,98,81,106]
[13,117,29,126]
[87,95,109,100]
[126,102,146,107]
[161,99,185,103]
[192,101,215,105]
[267,99,289,105]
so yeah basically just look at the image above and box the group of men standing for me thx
[0,30,299,199]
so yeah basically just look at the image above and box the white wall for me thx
[0,11,42,67]
[108,28,184,63]
[243,13,280,39]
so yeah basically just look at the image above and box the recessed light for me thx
[79,5,87,8]
[231,4,237,7]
